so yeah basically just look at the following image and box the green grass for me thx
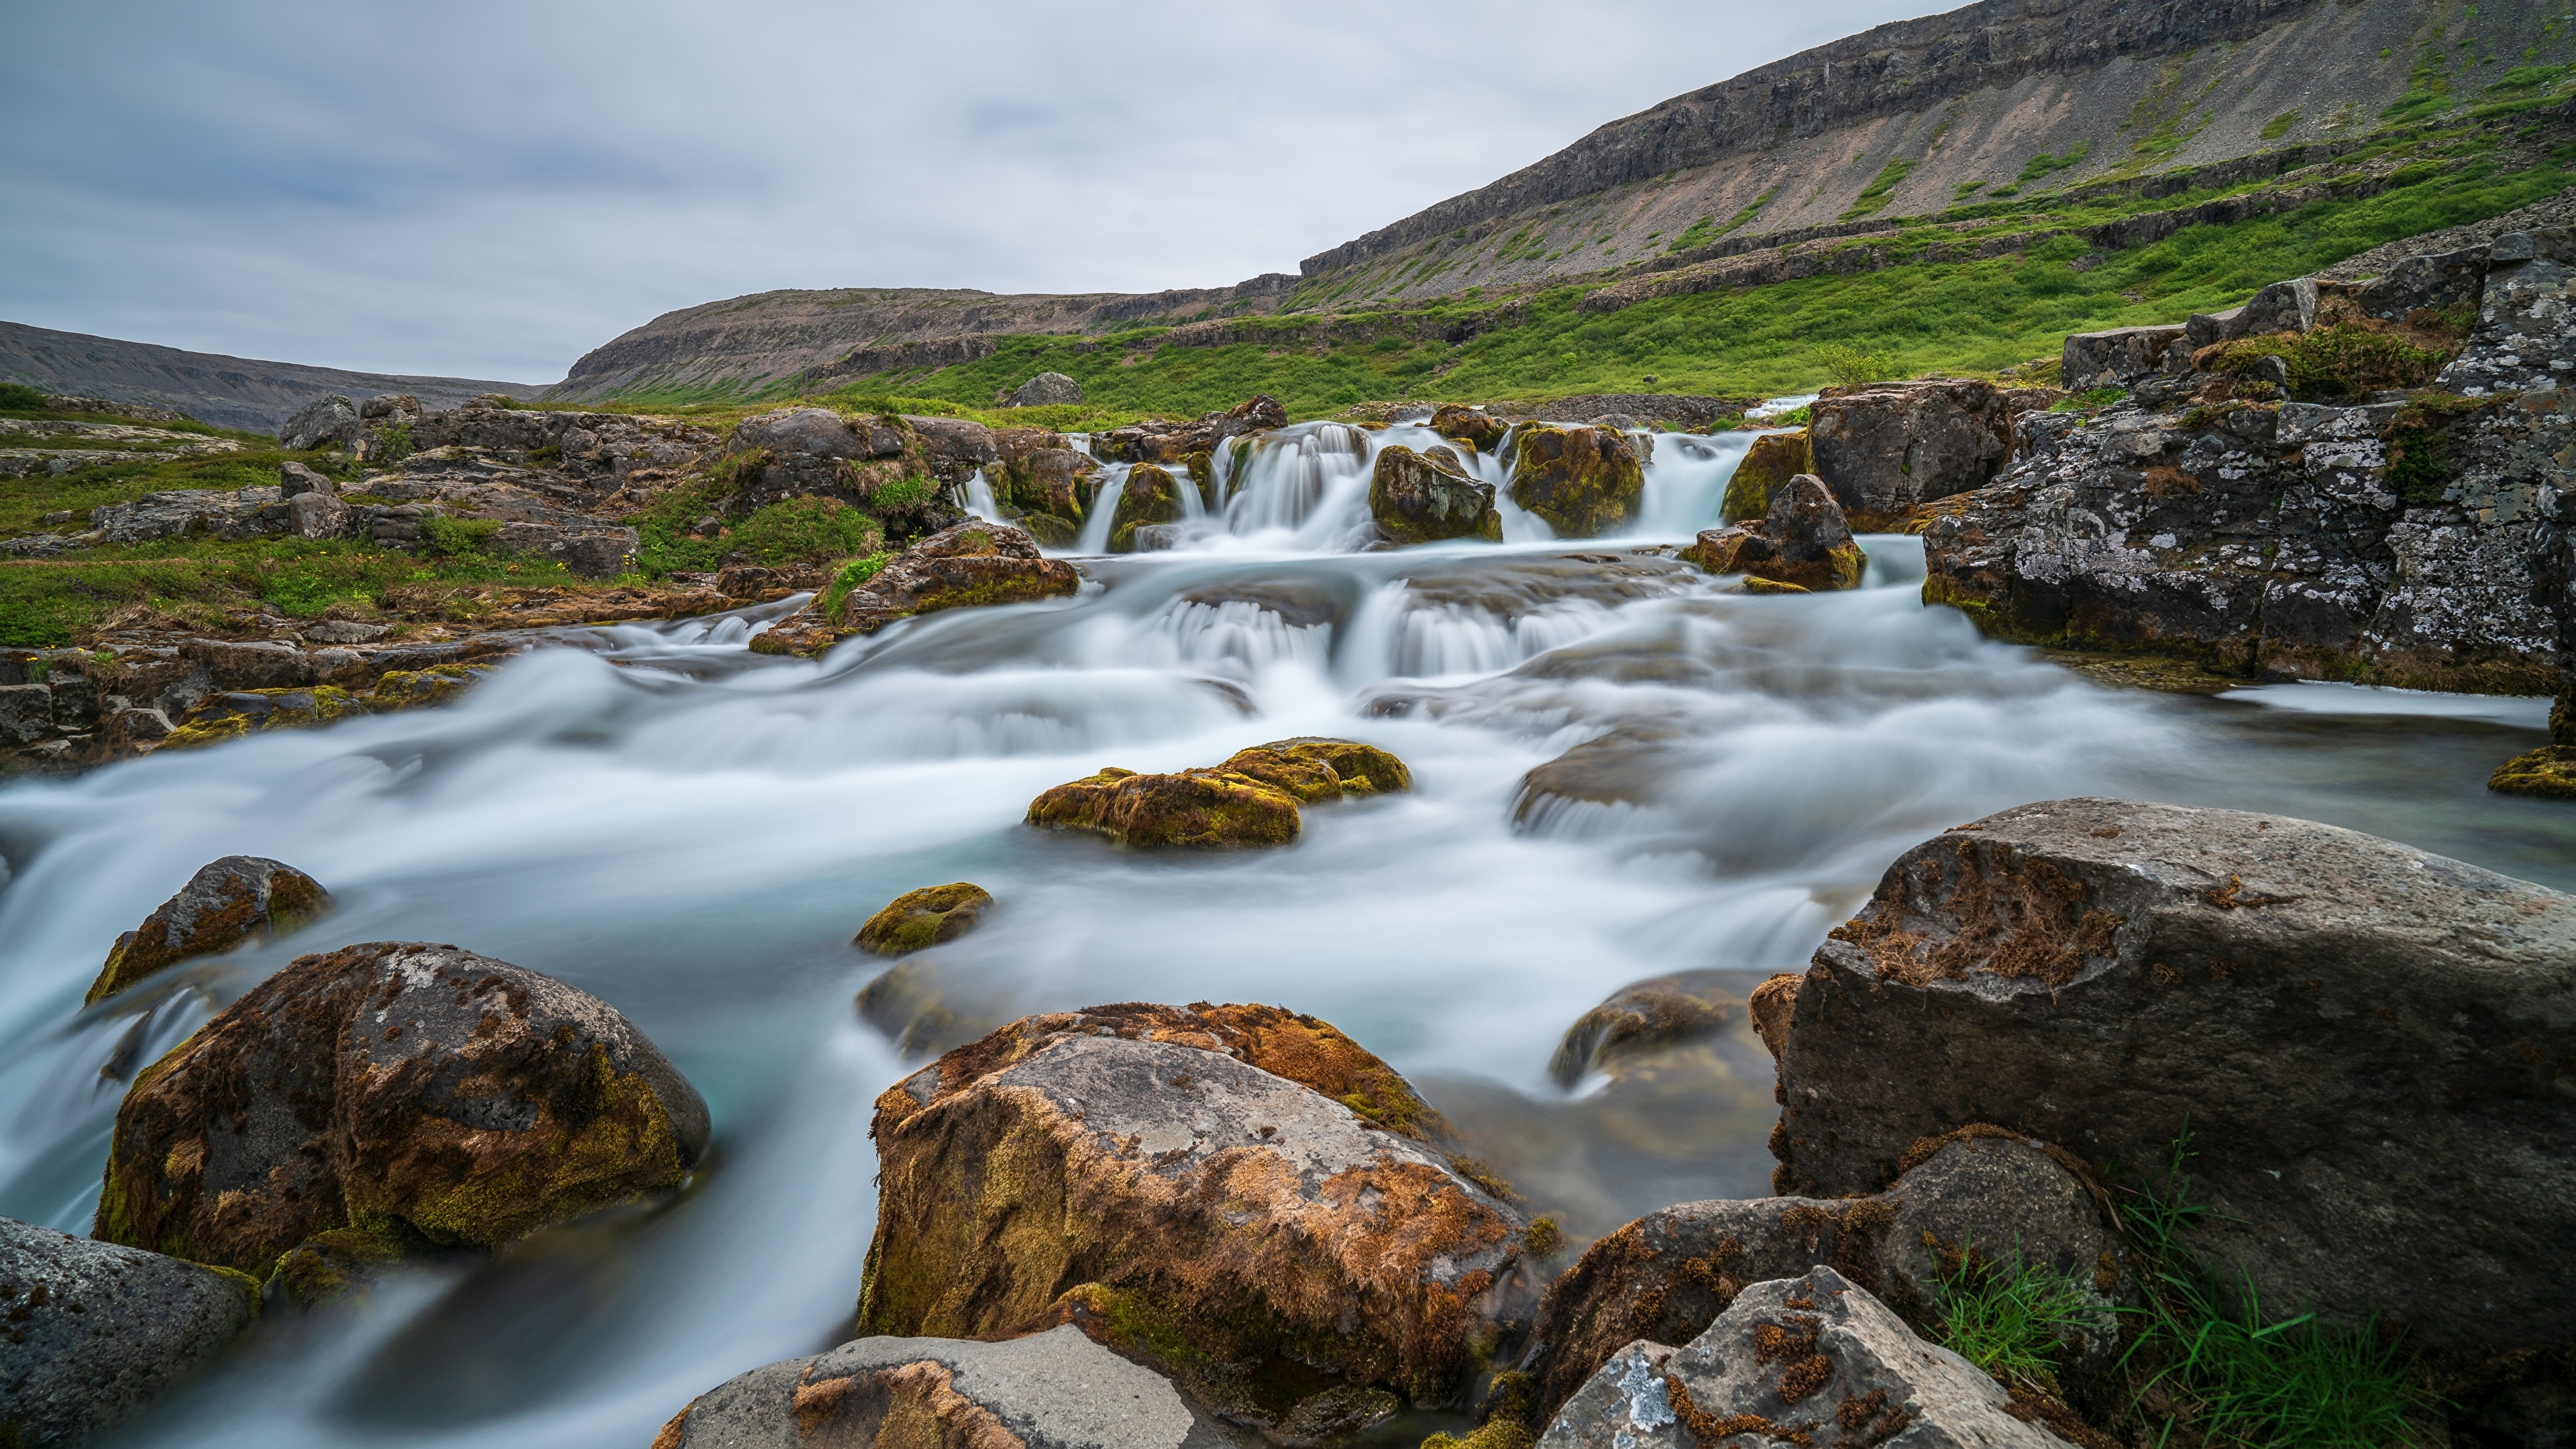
[1842,157,1922,220]
[1933,1243,2105,1395]
[2019,141,2092,184]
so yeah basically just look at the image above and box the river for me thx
[2,418,2565,1447]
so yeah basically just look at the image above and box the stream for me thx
[1,417,2566,1448]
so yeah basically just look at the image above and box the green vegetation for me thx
[2018,141,2092,184]
[0,382,52,413]
[1931,1242,2104,1395]
[1843,156,1921,219]
[2199,322,2456,400]
[2261,110,2304,141]
[1816,343,1892,388]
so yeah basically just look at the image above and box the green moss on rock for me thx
[1507,425,1644,538]
[2490,745,2576,800]
[1108,464,1186,553]
[86,856,333,1005]
[1722,429,1812,523]
[856,882,994,956]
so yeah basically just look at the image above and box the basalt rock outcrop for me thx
[1537,1268,2072,1449]
[751,521,1081,655]
[651,1324,1238,1449]
[158,664,494,750]
[1678,474,1866,593]
[1807,380,2017,531]
[1769,799,2575,1395]
[1,1216,262,1449]
[1091,395,1287,466]
[95,943,710,1293]
[1507,425,1644,538]
[1371,443,1502,545]
[859,1003,1528,1434]
[1521,1133,2120,1427]
[856,883,993,957]
[84,855,333,1004]
[1923,230,2572,694]
[1026,738,1409,849]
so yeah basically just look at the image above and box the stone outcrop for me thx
[1719,429,1811,523]
[856,883,993,957]
[2061,325,2190,391]
[1108,464,1187,553]
[1026,738,1409,849]
[859,1003,1528,1434]
[1807,380,2015,531]
[159,665,495,750]
[750,521,1081,655]
[1090,396,1288,467]
[84,855,333,1004]
[1371,443,1501,545]
[650,1324,1238,1449]
[0,1216,261,1449]
[278,394,364,450]
[1006,371,1085,407]
[1431,403,1507,451]
[1770,798,2575,1372]
[95,942,710,1292]
[1536,1269,2072,1449]
[1507,425,1643,538]
[1521,1134,2119,1425]
[1679,474,1866,592]
[994,427,1096,542]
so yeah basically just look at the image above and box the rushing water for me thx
[3,419,2567,1448]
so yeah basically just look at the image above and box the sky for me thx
[1,1,1935,384]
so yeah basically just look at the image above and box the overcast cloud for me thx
[1,0,1929,382]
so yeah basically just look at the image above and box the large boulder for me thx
[84,855,333,1004]
[1537,1268,2072,1449]
[1430,403,1507,451]
[650,1324,1236,1449]
[1521,1134,2119,1425]
[856,883,993,957]
[1508,425,1643,538]
[1026,738,1407,849]
[1006,371,1085,407]
[1679,474,1866,593]
[1771,800,2575,1367]
[1093,396,1287,465]
[1719,429,1811,523]
[859,1003,1529,1433]
[95,942,710,1292]
[278,394,363,451]
[1807,380,2015,530]
[1,1216,260,1448]
[753,521,1081,655]
[1108,464,1187,553]
[2060,325,2190,390]
[1371,443,1501,545]
[723,407,910,515]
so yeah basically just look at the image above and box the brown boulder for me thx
[1679,474,1866,592]
[95,943,709,1290]
[753,521,1080,656]
[1508,426,1644,539]
[1371,444,1501,545]
[855,883,993,957]
[1719,429,1812,523]
[1808,380,2015,530]
[85,856,333,1004]
[858,1003,1528,1429]
[1024,738,1409,849]
[1093,395,1287,464]
[1431,403,1508,451]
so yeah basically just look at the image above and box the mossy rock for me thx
[1258,736,1411,794]
[160,685,364,749]
[855,882,994,957]
[1016,511,1079,548]
[86,855,334,1005]
[1721,429,1811,523]
[266,1218,421,1307]
[1107,464,1186,553]
[1507,425,1643,538]
[1430,402,1507,451]
[1370,444,1501,545]
[95,942,710,1278]
[2490,745,2576,801]
[1028,765,1301,848]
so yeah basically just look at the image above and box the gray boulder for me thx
[1808,380,2017,529]
[276,461,335,498]
[278,394,362,451]
[1772,799,2576,1364]
[1371,443,1501,545]
[1538,1268,2070,1449]
[1008,371,1084,407]
[287,490,352,540]
[358,393,420,422]
[0,1216,259,1448]
[2059,325,2188,390]
[653,1324,1242,1449]
[2231,276,2319,337]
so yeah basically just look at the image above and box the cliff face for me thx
[0,321,541,433]
[1291,0,2567,305]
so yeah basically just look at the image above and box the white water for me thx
[4,418,2569,1448]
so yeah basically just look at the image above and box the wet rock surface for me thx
[1538,1268,2072,1449]
[1548,971,1741,1087]
[1808,380,2017,530]
[1371,443,1501,545]
[652,1324,1242,1449]
[1430,402,1507,451]
[95,942,710,1289]
[1680,474,1866,593]
[1026,738,1407,849]
[856,883,994,957]
[1772,797,2575,1363]
[85,855,333,1004]
[1109,464,1188,553]
[0,1216,261,1449]
[859,1002,1527,1434]
[1719,429,1811,523]
[1507,425,1644,539]
[754,521,1081,655]
[1092,395,1287,464]
[1521,1136,2118,1426]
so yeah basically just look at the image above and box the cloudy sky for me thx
[3,0,1931,383]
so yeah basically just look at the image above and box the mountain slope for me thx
[0,321,543,433]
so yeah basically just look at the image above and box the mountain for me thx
[0,320,544,433]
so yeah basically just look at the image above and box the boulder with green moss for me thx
[159,663,494,749]
[1372,444,1501,545]
[1680,475,1866,592]
[1719,429,1811,523]
[1432,403,1508,451]
[85,855,333,1005]
[1,1215,262,1449]
[752,521,1081,656]
[2490,744,2576,800]
[855,882,993,957]
[859,1002,1532,1434]
[1026,738,1408,849]
[1091,395,1287,464]
[1507,426,1642,538]
[95,942,709,1300]
[1108,464,1187,553]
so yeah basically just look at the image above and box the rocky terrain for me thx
[0,321,542,433]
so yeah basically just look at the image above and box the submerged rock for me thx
[753,521,1081,655]
[1371,443,1501,545]
[1508,425,1643,539]
[1,1216,261,1449]
[1548,972,1739,1087]
[1772,798,2576,1375]
[1521,1134,2119,1426]
[1719,429,1811,523]
[1025,738,1407,849]
[85,855,334,1004]
[1679,474,1866,592]
[1537,1268,2072,1449]
[1807,380,2016,530]
[859,1003,1527,1432]
[855,883,993,957]
[95,943,710,1291]
[651,1324,1235,1449]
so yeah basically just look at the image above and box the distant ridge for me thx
[0,319,545,433]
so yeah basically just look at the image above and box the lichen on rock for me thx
[85,855,334,1004]
[855,883,994,957]
[1025,738,1409,849]
[1372,443,1502,545]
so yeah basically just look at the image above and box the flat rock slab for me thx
[1,1216,258,1448]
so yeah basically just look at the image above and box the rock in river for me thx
[1770,798,2576,1375]
[753,521,1081,656]
[858,1002,1529,1434]
[1371,443,1501,545]
[650,1324,1236,1449]
[1507,425,1643,539]
[85,855,334,1004]
[1,1215,260,1448]
[1678,474,1865,593]
[1026,738,1409,849]
[855,882,993,957]
[95,942,710,1295]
